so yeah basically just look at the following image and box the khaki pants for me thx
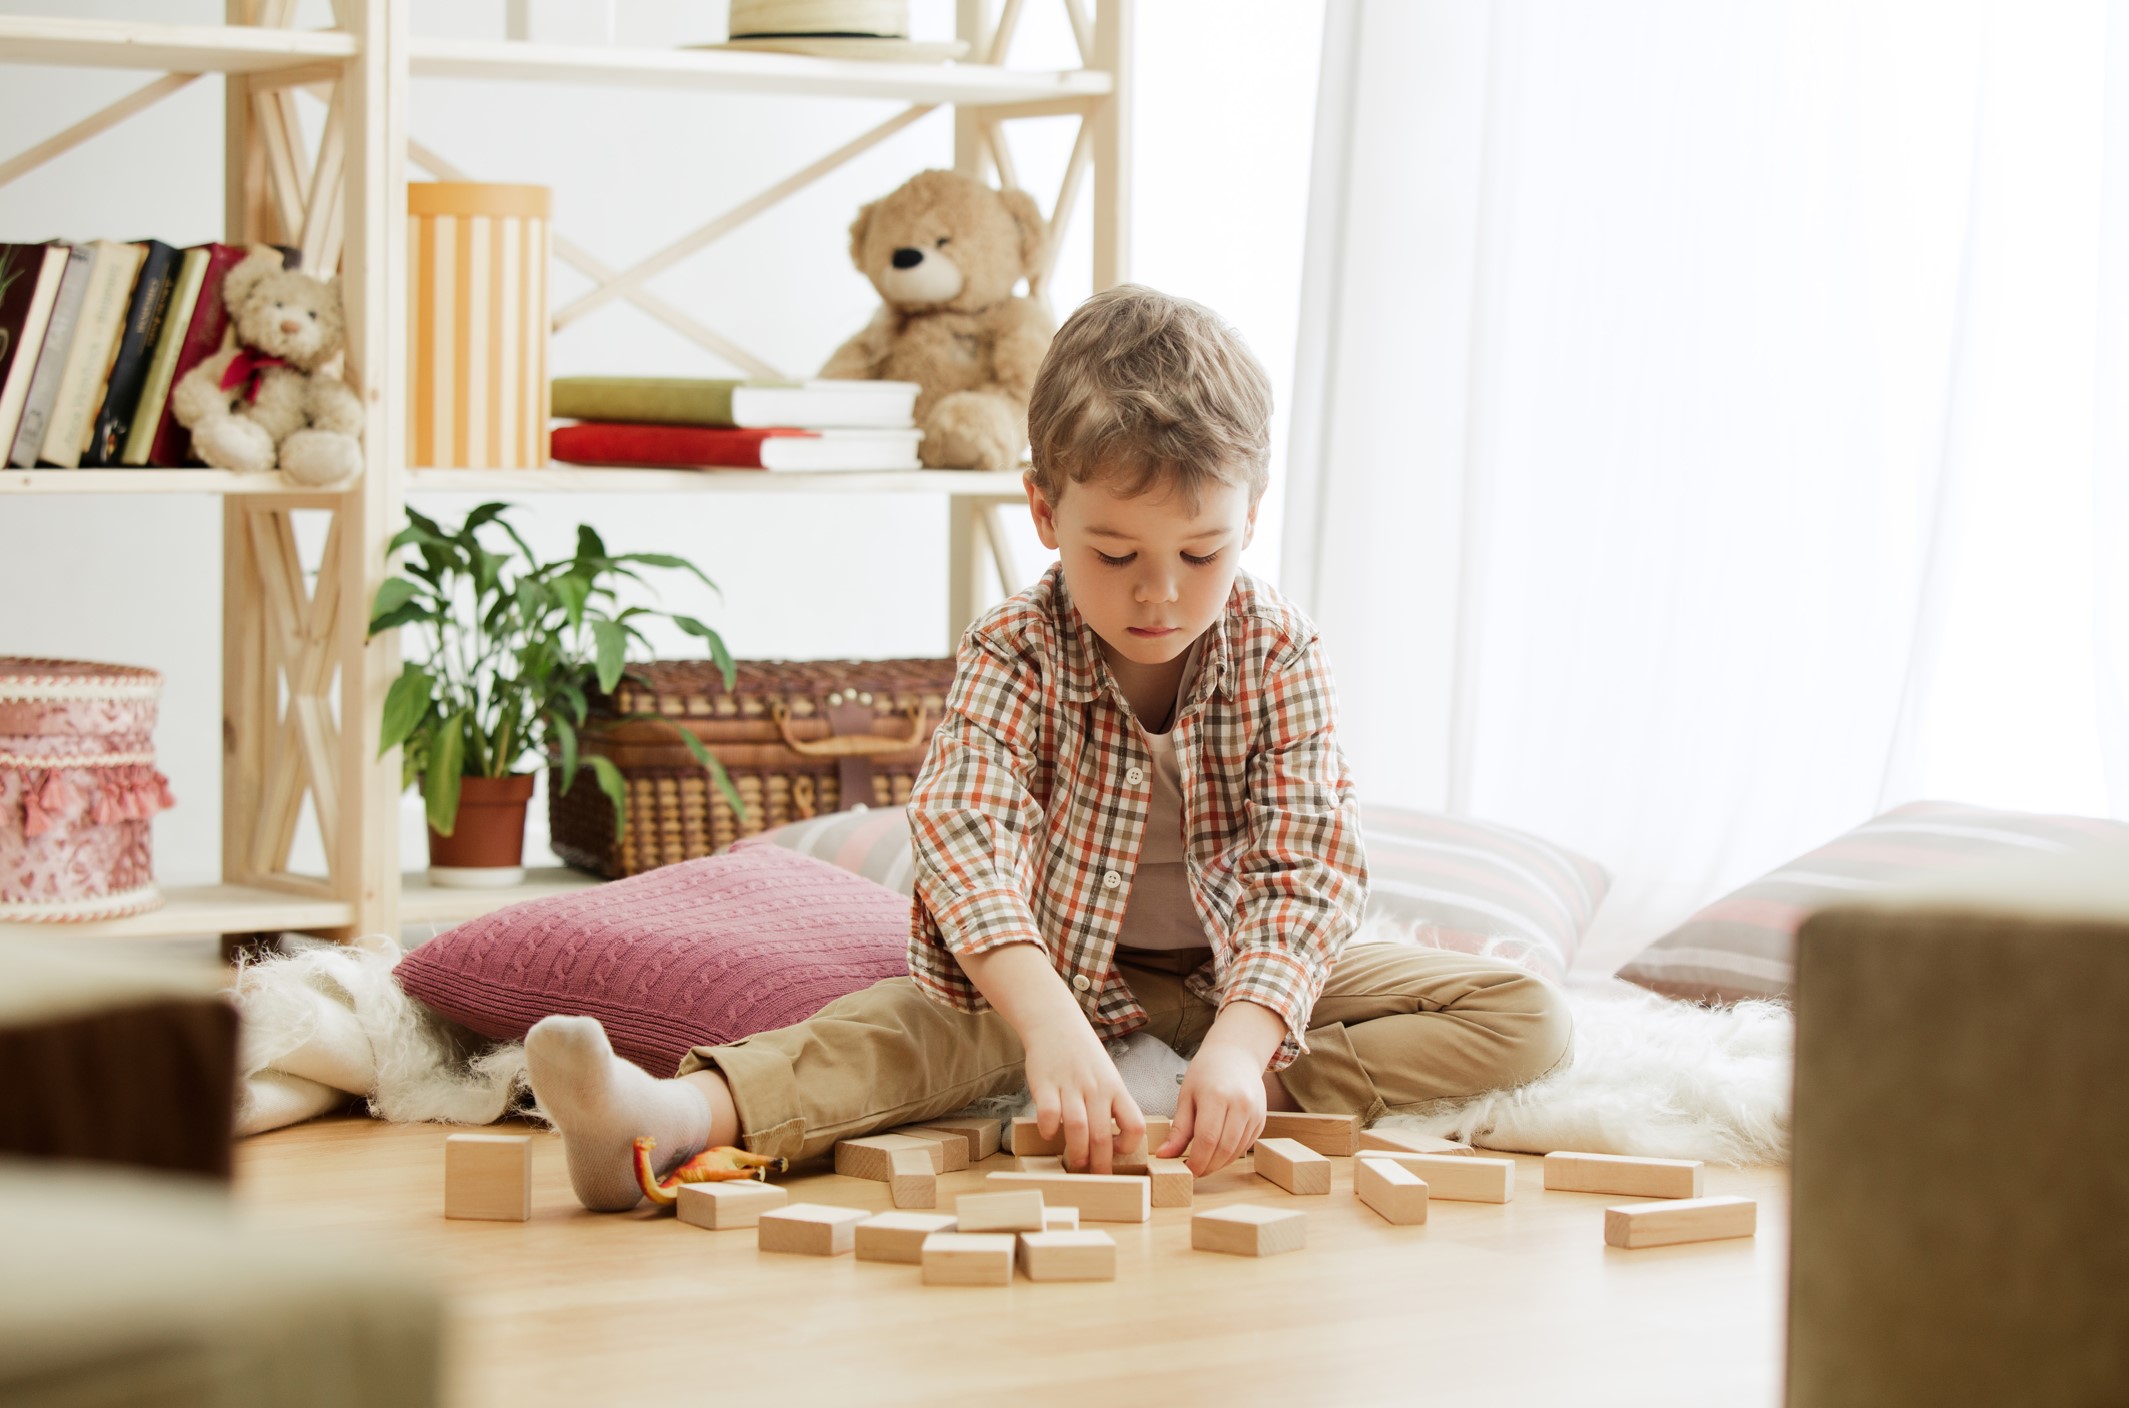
[678,944,1573,1166]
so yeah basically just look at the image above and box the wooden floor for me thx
[236,1117,1791,1407]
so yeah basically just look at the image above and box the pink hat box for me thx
[0,658,176,923]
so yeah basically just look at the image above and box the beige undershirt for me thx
[1116,636,1215,955]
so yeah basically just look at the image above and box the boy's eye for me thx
[1096,551,1135,567]
[1183,551,1220,566]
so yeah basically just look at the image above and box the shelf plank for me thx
[400,866,606,927]
[0,883,352,942]
[1,469,346,495]
[411,37,1112,105]
[408,466,1030,497]
[0,17,356,74]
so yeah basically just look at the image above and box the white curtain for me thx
[1286,0,2129,972]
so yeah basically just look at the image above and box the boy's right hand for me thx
[1022,1018,1145,1175]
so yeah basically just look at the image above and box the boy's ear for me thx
[1024,473,1061,551]
[1241,497,1259,550]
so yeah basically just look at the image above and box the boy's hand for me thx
[1023,1018,1146,1175]
[1158,1041,1268,1177]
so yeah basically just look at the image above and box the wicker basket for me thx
[549,657,955,878]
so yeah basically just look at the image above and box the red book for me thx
[549,420,922,472]
[145,243,266,468]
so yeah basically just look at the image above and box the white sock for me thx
[1106,1031,1190,1120]
[525,1015,711,1212]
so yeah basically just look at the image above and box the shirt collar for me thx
[1045,563,1238,709]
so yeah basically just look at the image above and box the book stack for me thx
[548,377,926,473]
[0,240,295,471]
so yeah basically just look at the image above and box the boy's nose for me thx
[1136,571,1180,604]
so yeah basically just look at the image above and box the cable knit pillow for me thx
[734,801,1610,986]
[393,846,910,1075]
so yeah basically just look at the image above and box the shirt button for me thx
[1073,974,1092,992]
[1102,869,1122,890]
[1126,766,1145,785]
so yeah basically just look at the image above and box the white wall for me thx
[0,0,1323,886]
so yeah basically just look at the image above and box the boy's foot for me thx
[525,1015,711,1211]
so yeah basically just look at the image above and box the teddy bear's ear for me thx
[847,199,878,271]
[997,187,1049,279]
[222,247,285,312]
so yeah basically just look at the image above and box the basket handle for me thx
[769,701,932,758]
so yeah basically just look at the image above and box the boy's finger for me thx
[1188,1107,1229,1178]
[1112,1097,1147,1159]
[1158,1096,1195,1159]
[1060,1098,1091,1172]
[1211,1109,1251,1173]
[1034,1090,1062,1140]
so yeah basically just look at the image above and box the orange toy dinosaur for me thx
[632,1136,788,1208]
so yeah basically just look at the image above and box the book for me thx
[8,242,94,467]
[550,376,921,429]
[83,238,179,467]
[549,421,925,471]
[0,242,73,456]
[144,243,272,468]
[120,246,210,466]
[39,239,145,468]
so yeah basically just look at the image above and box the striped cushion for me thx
[1618,800,2129,1005]
[733,802,1610,986]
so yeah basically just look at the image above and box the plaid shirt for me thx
[906,563,1368,1069]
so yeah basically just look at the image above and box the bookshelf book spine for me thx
[145,242,254,469]
[121,246,211,466]
[84,239,179,467]
[550,377,742,427]
[0,244,71,454]
[40,241,145,468]
[9,243,93,467]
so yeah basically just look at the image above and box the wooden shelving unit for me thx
[0,0,1129,945]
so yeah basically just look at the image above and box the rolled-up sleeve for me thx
[906,630,1051,1014]
[1220,636,1369,1069]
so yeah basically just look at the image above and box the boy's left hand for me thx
[1157,1040,1268,1178]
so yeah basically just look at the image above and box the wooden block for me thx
[855,1211,958,1263]
[954,1188,1046,1233]
[985,1171,1151,1223]
[1192,1204,1307,1257]
[675,1179,787,1230]
[1604,1196,1757,1249]
[1114,1115,1173,1163]
[1017,1155,1066,1173]
[1146,1157,1193,1208]
[887,1126,971,1172]
[1358,1128,1474,1157]
[918,1116,1003,1162]
[921,1232,1016,1286]
[1355,1151,1515,1203]
[1355,1156,1430,1225]
[1009,1117,1064,1157]
[758,1203,870,1256]
[1018,1229,1117,1282]
[889,1147,936,1209]
[1253,1137,1332,1196]
[834,1134,947,1182]
[1042,1205,1080,1231]
[1258,1110,1362,1157]
[444,1133,530,1222]
[1544,1151,1705,1199]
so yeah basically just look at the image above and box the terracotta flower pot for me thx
[426,772,536,889]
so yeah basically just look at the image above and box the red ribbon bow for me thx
[220,348,290,403]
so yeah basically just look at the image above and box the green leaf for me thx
[553,575,590,630]
[586,754,630,841]
[677,731,748,827]
[591,619,626,693]
[576,523,608,564]
[368,600,436,635]
[378,665,434,756]
[674,615,737,689]
[371,576,424,620]
[550,712,578,792]
[618,551,720,596]
[422,715,466,835]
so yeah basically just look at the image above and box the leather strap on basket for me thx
[771,699,932,812]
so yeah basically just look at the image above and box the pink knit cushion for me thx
[393,845,910,1074]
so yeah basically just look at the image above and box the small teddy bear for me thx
[170,247,364,486]
[820,168,1055,472]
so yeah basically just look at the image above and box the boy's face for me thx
[1026,468,1258,670]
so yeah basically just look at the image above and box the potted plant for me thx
[367,501,744,888]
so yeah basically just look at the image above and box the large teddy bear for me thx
[821,168,1055,471]
[170,247,364,486]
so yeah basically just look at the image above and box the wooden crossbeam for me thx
[987,0,1028,65]
[245,510,345,877]
[1062,0,1094,66]
[253,88,310,244]
[983,119,1021,193]
[979,505,1018,598]
[0,73,200,191]
[1034,113,1093,294]
[552,103,938,331]
[298,81,346,274]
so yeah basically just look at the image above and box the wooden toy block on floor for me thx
[1192,1204,1307,1257]
[1356,1151,1515,1203]
[676,1179,788,1231]
[1009,1117,1064,1157]
[906,1117,1002,1163]
[855,1211,959,1263]
[1042,1205,1080,1231]
[887,1126,970,1172]
[444,1133,530,1222]
[985,1172,1151,1223]
[1114,1116,1173,1166]
[1543,1151,1705,1199]
[1146,1157,1193,1208]
[922,1232,1016,1286]
[1259,1111,1362,1157]
[1019,1229,1117,1282]
[835,1134,947,1182]
[1254,1137,1332,1196]
[1355,1156,1429,1225]
[1017,1155,1066,1173]
[1358,1128,1475,1157]
[955,1188,1046,1233]
[1604,1196,1757,1249]
[889,1147,936,1209]
[758,1203,870,1257]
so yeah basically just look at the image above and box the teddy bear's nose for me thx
[279,319,303,335]
[891,248,924,270]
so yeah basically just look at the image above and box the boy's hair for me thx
[1026,284,1272,507]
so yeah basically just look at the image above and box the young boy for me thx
[528,285,1572,1210]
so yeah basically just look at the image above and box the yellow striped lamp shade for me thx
[407,183,551,468]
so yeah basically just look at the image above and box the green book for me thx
[550,375,919,430]
[121,245,209,466]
